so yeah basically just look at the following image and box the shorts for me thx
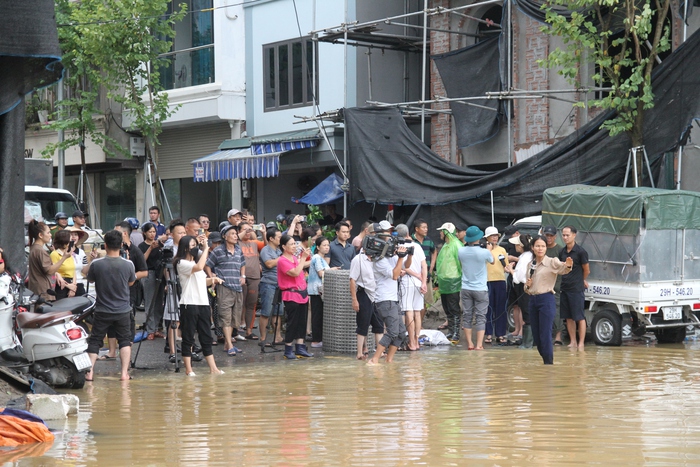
[87,312,131,355]
[259,282,284,317]
[400,281,423,311]
[217,285,243,328]
[560,290,585,321]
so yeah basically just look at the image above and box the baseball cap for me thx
[378,220,392,231]
[55,212,68,220]
[484,226,499,237]
[72,210,88,218]
[266,221,277,229]
[543,225,557,236]
[208,232,222,244]
[454,223,467,233]
[227,209,241,218]
[220,224,236,238]
[437,222,455,234]
[503,225,518,236]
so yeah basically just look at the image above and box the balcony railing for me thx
[158,44,215,90]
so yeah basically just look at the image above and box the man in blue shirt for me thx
[457,226,495,350]
[328,221,355,269]
[148,206,167,238]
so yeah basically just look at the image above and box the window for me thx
[161,179,182,224]
[264,37,318,111]
[158,0,215,90]
[101,172,137,230]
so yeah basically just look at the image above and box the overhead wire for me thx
[56,0,265,28]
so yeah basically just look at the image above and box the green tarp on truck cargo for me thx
[542,185,700,234]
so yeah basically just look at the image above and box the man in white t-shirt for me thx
[396,224,426,351]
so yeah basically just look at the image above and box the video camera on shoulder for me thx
[361,235,413,260]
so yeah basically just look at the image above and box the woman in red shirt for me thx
[277,234,312,360]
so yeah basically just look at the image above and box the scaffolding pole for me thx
[421,0,428,142]
[302,0,615,179]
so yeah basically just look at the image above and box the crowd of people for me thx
[22,204,590,379]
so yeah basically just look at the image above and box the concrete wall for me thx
[245,0,355,137]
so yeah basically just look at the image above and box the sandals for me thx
[245,334,259,340]
[437,323,449,330]
[484,336,493,344]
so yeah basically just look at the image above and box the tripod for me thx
[130,258,167,369]
[259,287,284,354]
[163,260,182,372]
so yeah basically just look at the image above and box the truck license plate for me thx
[73,353,92,371]
[662,306,682,321]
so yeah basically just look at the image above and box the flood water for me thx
[11,341,700,466]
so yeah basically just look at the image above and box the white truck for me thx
[24,159,102,248]
[542,185,700,345]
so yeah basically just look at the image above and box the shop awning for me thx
[192,148,282,182]
[250,129,321,155]
[192,129,321,182]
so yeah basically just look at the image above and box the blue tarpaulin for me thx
[291,173,345,205]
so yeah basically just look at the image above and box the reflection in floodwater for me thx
[13,343,700,465]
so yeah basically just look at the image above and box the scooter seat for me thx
[17,311,74,329]
[37,297,93,315]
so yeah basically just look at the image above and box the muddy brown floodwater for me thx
[10,341,700,466]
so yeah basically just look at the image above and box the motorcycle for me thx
[0,273,95,389]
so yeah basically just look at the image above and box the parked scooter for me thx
[0,274,95,389]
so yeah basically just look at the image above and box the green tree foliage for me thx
[44,0,187,161]
[539,0,671,147]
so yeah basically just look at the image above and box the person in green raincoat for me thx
[435,222,462,341]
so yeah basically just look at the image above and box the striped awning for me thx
[192,148,281,182]
[251,139,318,155]
[193,132,321,182]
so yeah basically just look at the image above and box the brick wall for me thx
[430,0,453,163]
[521,17,549,145]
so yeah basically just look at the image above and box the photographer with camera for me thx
[139,222,166,340]
[350,223,385,360]
[278,234,313,359]
[174,234,225,376]
[49,229,89,299]
[458,226,495,350]
[366,228,413,365]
